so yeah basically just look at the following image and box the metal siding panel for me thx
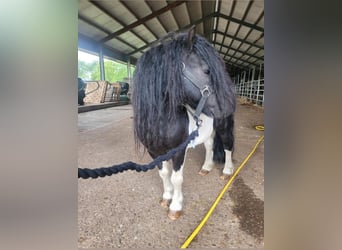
[220,0,234,16]
[232,0,250,20]
[132,25,156,43]
[100,0,137,25]
[145,18,167,37]
[102,19,123,33]
[123,0,152,18]
[78,19,107,40]
[80,5,103,19]
[105,38,132,54]
[158,11,178,32]
[237,26,251,39]
[171,4,190,28]
[247,29,263,42]
[146,0,167,11]
[227,22,239,35]
[217,18,228,31]
[186,1,202,22]
[118,31,145,48]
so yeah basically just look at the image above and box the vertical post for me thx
[127,56,131,80]
[251,66,256,103]
[236,73,240,96]
[242,71,246,98]
[99,46,105,81]
[249,67,253,102]
[247,69,250,101]
[259,63,265,106]
[257,63,261,105]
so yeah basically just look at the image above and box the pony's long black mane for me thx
[132,30,235,147]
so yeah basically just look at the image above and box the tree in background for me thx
[78,60,98,80]
[78,59,131,82]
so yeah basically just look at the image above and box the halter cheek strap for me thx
[182,62,212,127]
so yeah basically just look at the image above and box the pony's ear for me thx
[187,25,196,50]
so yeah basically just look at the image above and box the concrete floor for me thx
[78,101,264,248]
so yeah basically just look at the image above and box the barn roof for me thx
[78,0,264,75]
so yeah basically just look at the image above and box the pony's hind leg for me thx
[221,149,234,180]
[214,115,235,180]
[168,149,187,220]
[199,132,215,176]
[158,160,173,208]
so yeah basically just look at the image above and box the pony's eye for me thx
[204,69,210,75]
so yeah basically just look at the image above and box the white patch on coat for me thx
[185,105,215,172]
[185,105,214,147]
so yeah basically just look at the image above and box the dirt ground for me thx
[78,100,264,249]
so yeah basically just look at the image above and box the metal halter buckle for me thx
[200,85,211,97]
[194,116,203,127]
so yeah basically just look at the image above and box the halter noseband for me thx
[182,62,212,127]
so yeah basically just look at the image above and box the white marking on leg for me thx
[158,160,173,200]
[169,164,185,212]
[223,150,234,175]
[201,133,215,172]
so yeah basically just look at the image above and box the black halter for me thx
[182,62,212,127]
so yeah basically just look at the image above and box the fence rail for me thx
[232,63,264,106]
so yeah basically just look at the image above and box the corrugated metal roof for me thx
[78,0,264,74]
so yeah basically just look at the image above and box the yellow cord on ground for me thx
[181,128,264,249]
[255,125,264,131]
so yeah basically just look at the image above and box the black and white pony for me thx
[132,27,236,220]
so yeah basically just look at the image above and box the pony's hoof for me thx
[160,199,171,208]
[198,169,210,176]
[168,210,182,220]
[220,174,231,180]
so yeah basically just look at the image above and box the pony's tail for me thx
[213,133,225,164]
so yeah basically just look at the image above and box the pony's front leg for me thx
[168,150,187,220]
[158,160,173,208]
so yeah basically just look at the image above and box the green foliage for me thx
[78,60,98,80]
[78,58,131,82]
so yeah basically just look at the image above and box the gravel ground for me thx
[78,101,264,248]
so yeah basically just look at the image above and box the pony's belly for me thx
[186,109,214,146]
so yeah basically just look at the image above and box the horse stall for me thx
[78,0,264,248]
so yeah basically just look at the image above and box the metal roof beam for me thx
[145,1,168,34]
[214,42,263,61]
[99,0,186,43]
[78,15,137,51]
[222,0,254,60]
[217,13,264,32]
[78,14,111,35]
[227,10,264,64]
[119,0,158,40]
[218,51,260,66]
[201,0,216,41]
[89,0,149,46]
[213,30,264,50]
[217,0,236,53]
[78,33,137,65]
[227,34,263,64]
[128,13,216,56]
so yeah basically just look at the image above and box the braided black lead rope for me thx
[78,129,199,179]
